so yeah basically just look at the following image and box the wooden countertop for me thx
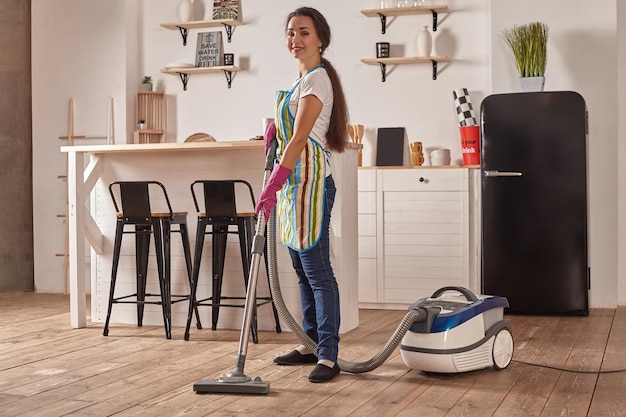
[61,140,263,154]
[61,140,362,154]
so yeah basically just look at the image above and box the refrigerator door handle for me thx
[484,170,523,177]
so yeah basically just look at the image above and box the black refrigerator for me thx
[480,91,589,315]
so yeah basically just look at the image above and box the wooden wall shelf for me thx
[361,5,450,33]
[160,19,243,45]
[361,56,450,81]
[161,66,242,90]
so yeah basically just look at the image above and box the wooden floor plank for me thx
[298,348,415,416]
[1,293,625,417]
[492,365,560,417]
[537,310,614,416]
[587,306,626,417]
[440,363,527,417]
[540,373,597,417]
[396,371,482,417]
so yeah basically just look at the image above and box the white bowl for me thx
[430,148,450,158]
[164,62,195,69]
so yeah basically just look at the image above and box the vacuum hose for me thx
[265,207,428,374]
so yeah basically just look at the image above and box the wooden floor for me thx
[0,293,625,417]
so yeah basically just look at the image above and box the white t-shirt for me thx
[288,67,333,175]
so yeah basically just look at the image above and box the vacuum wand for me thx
[229,137,279,371]
[193,138,278,395]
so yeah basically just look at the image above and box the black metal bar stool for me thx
[184,180,281,342]
[103,181,200,339]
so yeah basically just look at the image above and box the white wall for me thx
[31,0,129,293]
[31,0,624,306]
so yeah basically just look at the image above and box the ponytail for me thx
[322,58,349,153]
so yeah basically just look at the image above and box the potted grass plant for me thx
[501,22,549,92]
[140,76,153,92]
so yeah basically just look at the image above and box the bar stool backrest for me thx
[109,181,173,223]
[191,180,256,225]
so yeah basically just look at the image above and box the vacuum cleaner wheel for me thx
[492,328,514,370]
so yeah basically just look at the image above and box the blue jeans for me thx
[288,175,340,362]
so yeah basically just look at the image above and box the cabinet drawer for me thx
[384,191,464,217]
[382,168,468,192]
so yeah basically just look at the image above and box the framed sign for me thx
[376,127,407,166]
[212,0,239,20]
[195,31,223,67]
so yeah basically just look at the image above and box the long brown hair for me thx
[285,7,349,153]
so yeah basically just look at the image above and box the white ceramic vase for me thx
[178,0,193,22]
[416,25,432,56]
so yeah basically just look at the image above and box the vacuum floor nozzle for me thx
[193,376,270,395]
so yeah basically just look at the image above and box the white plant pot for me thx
[520,76,545,92]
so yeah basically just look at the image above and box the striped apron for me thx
[274,66,329,251]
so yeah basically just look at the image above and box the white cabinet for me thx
[357,167,481,309]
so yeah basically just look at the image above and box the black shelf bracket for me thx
[377,13,387,34]
[431,60,438,80]
[177,26,189,46]
[431,10,439,32]
[223,24,234,42]
[224,70,234,88]
[178,73,190,90]
[378,62,387,82]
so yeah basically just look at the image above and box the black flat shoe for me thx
[273,350,318,365]
[308,363,340,383]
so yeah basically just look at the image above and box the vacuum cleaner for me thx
[193,139,513,395]
[399,286,513,373]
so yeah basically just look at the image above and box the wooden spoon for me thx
[356,124,364,144]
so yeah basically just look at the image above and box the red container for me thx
[459,125,480,165]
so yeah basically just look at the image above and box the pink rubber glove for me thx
[264,121,276,155]
[255,164,292,217]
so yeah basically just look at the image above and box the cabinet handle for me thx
[419,177,425,182]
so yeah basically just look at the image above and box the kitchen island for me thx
[61,141,360,334]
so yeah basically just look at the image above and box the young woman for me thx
[255,6,349,383]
